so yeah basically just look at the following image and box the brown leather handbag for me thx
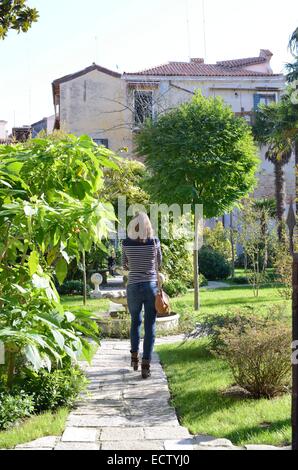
[153,239,171,317]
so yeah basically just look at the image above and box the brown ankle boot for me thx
[130,351,139,371]
[141,359,151,379]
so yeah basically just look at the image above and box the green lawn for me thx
[61,295,109,314]
[172,285,290,319]
[61,286,291,334]
[157,339,291,447]
[0,408,68,449]
[62,285,290,318]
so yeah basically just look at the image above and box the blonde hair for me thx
[127,212,154,242]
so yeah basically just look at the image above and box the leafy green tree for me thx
[136,92,258,309]
[238,200,269,297]
[0,0,39,39]
[0,134,117,387]
[253,198,276,268]
[203,222,232,261]
[101,158,149,208]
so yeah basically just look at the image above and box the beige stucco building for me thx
[52,50,291,204]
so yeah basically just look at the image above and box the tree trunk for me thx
[275,161,286,243]
[230,212,235,280]
[82,250,87,306]
[7,349,16,390]
[260,211,268,270]
[193,217,200,311]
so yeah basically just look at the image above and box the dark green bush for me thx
[0,391,34,430]
[56,280,91,296]
[20,367,88,412]
[232,276,249,285]
[163,279,188,298]
[199,246,231,280]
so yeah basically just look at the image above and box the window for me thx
[253,93,276,110]
[134,91,153,125]
[93,138,109,148]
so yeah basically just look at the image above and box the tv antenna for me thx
[202,0,207,61]
[185,0,191,59]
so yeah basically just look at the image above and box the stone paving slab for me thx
[67,414,131,428]
[100,427,145,441]
[55,442,100,450]
[144,426,191,440]
[101,440,165,450]
[61,427,98,443]
[15,436,58,449]
[164,439,194,450]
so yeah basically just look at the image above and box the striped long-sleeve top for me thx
[122,237,162,285]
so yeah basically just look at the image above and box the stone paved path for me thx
[55,338,193,450]
[11,336,291,451]
[205,281,230,289]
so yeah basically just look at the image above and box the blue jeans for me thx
[127,281,158,361]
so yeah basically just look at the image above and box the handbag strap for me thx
[153,238,162,290]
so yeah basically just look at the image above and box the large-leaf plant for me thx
[0,134,118,387]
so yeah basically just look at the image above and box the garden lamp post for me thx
[287,199,298,450]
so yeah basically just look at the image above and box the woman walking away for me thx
[122,212,162,379]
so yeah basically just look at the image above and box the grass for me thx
[61,295,109,315]
[157,339,291,447]
[62,285,290,319]
[0,408,69,449]
[171,285,291,319]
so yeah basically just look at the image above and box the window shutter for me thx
[253,94,261,110]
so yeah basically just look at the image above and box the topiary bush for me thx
[19,366,88,412]
[199,246,231,280]
[0,391,34,430]
[216,318,291,398]
[56,280,91,296]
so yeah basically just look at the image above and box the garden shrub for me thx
[19,366,88,412]
[203,222,232,261]
[0,391,34,430]
[199,308,258,350]
[199,273,208,287]
[56,280,91,296]
[216,319,291,398]
[163,279,188,298]
[232,276,249,285]
[161,236,193,289]
[199,246,231,280]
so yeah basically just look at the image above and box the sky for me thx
[0,0,297,132]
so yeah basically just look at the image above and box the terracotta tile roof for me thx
[124,51,280,78]
[52,63,121,86]
[216,56,267,68]
[124,61,279,77]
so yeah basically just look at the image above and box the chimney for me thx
[190,58,204,64]
[259,49,273,59]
